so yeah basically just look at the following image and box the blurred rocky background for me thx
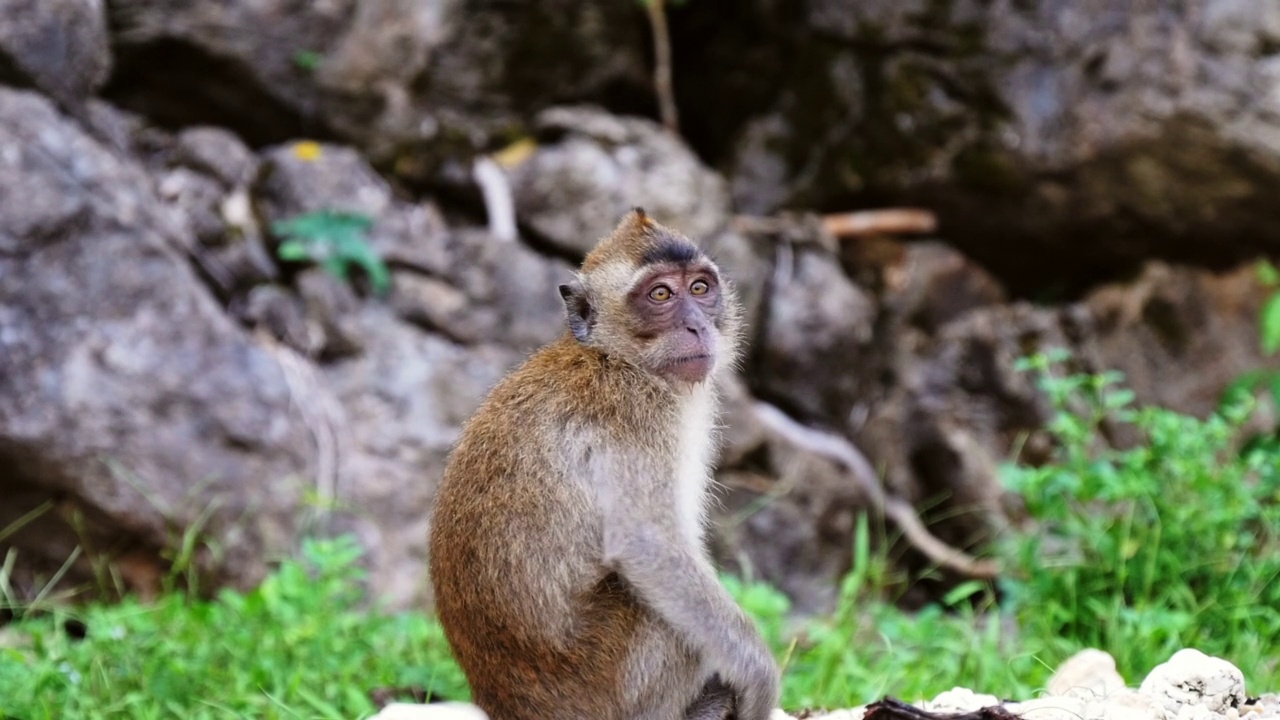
[2,0,1278,615]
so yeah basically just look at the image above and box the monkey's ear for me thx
[558,279,595,342]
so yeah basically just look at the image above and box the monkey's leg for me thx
[684,675,736,720]
[619,615,707,720]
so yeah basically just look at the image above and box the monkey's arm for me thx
[598,471,779,720]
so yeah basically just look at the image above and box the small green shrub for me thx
[0,537,465,720]
[1002,350,1280,684]
[273,210,391,296]
[725,518,1042,711]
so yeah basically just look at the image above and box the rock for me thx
[1082,261,1279,420]
[295,268,365,359]
[507,106,732,258]
[103,0,350,145]
[369,702,489,720]
[0,87,315,596]
[1010,696,1092,720]
[255,140,452,280]
[664,0,1280,295]
[104,0,648,158]
[881,242,1007,335]
[1139,649,1247,719]
[1048,649,1128,700]
[806,711,865,720]
[318,309,519,607]
[171,126,259,189]
[924,688,1003,713]
[0,0,110,104]
[240,284,316,355]
[753,246,877,424]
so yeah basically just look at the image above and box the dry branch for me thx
[751,402,1000,580]
[864,698,1024,720]
[644,0,679,134]
[822,208,938,239]
[732,208,939,254]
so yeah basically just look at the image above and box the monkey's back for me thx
[429,337,680,720]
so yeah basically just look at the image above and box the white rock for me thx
[1139,649,1247,718]
[1093,689,1169,720]
[1009,695,1090,720]
[804,708,866,720]
[1175,704,1224,720]
[368,702,489,720]
[924,688,1003,713]
[1049,649,1128,699]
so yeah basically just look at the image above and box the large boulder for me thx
[0,88,314,597]
[505,106,732,257]
[0,88,547,607]
[103,0,649,162]
[658,0,1280,295]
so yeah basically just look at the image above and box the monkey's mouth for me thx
[662,354,713,382]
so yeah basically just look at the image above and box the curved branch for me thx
[751,402,1000,580]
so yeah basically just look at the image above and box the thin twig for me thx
[645,0,680,134]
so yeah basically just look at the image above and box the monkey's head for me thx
[558,208,744,385]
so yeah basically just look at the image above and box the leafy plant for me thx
[1003,350,1280,684]
[273,210,391,295]
[725,518,1043,711]
[0,536,465,720]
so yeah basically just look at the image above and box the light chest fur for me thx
[674,383,718,550]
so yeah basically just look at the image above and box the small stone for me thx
[804,709,866,720]
[925,688,1002,713]
[368,702,489,720]
[1049,649,1128,699]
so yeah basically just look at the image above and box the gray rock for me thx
[105,0,648,160]
[255,141,452,280]
[319,308,520,607]
[754,246,877,423]
[0,0,110,104]
[171,127,259,189]
[508,106,731,257]
[0,88,314,597]
[715,0,1280,294]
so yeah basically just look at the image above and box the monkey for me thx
[428,208,780,720]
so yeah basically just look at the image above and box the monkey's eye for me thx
[689,279,709,296]
[648,285,673,302]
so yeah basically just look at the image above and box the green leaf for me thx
[1258,260,1280,287]
[276,239,312,262]
[1262,293,1280,355]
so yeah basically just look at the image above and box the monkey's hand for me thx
[721,620,781,720]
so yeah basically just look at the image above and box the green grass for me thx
[0,538,466,720]
[4,352,1280,717]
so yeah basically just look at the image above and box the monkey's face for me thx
[625,259,725,384]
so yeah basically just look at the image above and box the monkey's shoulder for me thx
[479,338,667,424]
